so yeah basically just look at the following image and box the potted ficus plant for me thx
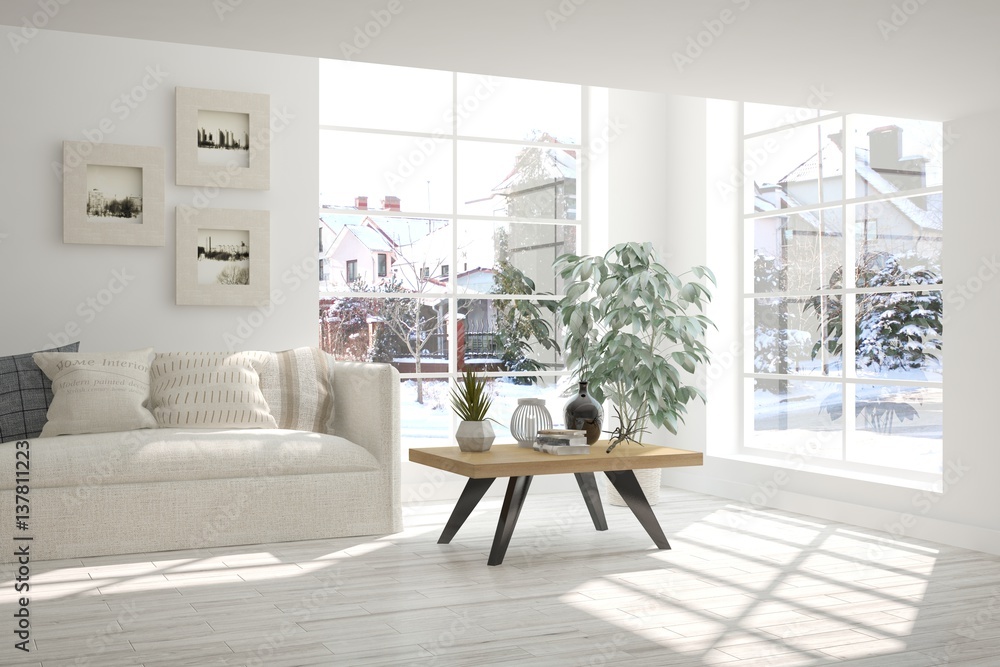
[450,369,498,452]
[556,242,716,503]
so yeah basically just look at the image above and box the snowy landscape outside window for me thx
[318,60,583,449]
[742,103,944,480]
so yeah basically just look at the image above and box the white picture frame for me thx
[62,141,165,246]
[175,86,270,190]
[176,207,270,306]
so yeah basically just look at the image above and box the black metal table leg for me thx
[604,470,670,550]
[488,476,533,566]
[574,472,608,531]
[438,477,496,544]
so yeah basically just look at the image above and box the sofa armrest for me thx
[330,362,401,471]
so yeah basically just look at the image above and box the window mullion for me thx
[841,117,857,460]
[448,71,459,385]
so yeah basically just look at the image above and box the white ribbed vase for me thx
[509,398,553,447]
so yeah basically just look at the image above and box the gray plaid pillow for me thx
[0,342,80,442]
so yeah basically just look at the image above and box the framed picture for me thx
[62,141,165,245]
[176,207,270,306]
[175,87,270,190]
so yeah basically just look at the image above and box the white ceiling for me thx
[3,0,997,120]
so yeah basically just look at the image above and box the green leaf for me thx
[672,351,696,373]
[564,282,589,302]
[597,277,618,298]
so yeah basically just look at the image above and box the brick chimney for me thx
[355,196,368,210]
[382,195,401,211]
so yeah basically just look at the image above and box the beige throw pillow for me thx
[257,347,335,433]
[150,352,277,429]
[32,348,158,437]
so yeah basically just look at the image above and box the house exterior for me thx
[319,215,395,288]
[753,125,943,292]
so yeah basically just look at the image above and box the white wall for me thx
[0,29,318,356]
[605,90,710,455]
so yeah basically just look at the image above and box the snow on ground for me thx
[399,373,942,475]
[750,378,942,474]
[400,376,577,448]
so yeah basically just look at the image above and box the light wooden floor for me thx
[3,487,1000,666]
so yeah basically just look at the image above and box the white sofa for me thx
[0,355,401,563]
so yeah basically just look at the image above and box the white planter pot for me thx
[603,468,661,506]
[456,420,495,452]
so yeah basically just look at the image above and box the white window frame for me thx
[319,66,588,445]
[740,107,944,486]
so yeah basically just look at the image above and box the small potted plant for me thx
[450,369,497,452]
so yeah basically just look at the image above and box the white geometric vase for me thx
[456,420,495,452]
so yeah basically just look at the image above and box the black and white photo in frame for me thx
[176,207,269,306]
[176,87,270,190]
[196,109,251,168]
[197,228,251,286]
[62,141,165,245]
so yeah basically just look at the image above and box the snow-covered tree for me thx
[805,251,942,376]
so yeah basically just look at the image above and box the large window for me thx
[319,60,584,448]
[742,104,943,481]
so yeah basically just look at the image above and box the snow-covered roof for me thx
[753,184,822,228]
[456,266,494,279]
[779,140,847,183]
[346,225,394,252]
[778,141,942,231]
[854,161,942,231]
[492,146,577,194]
[320,213,447,248]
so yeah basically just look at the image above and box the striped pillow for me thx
[257,347,335,433]
[149,352,277,429]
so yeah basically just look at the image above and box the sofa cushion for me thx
[0,341,79,443]
[3,428,380,490]
[258,347,335,432]
[32,347,158,437]
[150,351,277,429]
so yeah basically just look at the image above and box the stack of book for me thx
[533,429,592,455]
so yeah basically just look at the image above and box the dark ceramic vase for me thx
[563,381,603,445]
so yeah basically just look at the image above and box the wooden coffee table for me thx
[408,442,703,565]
